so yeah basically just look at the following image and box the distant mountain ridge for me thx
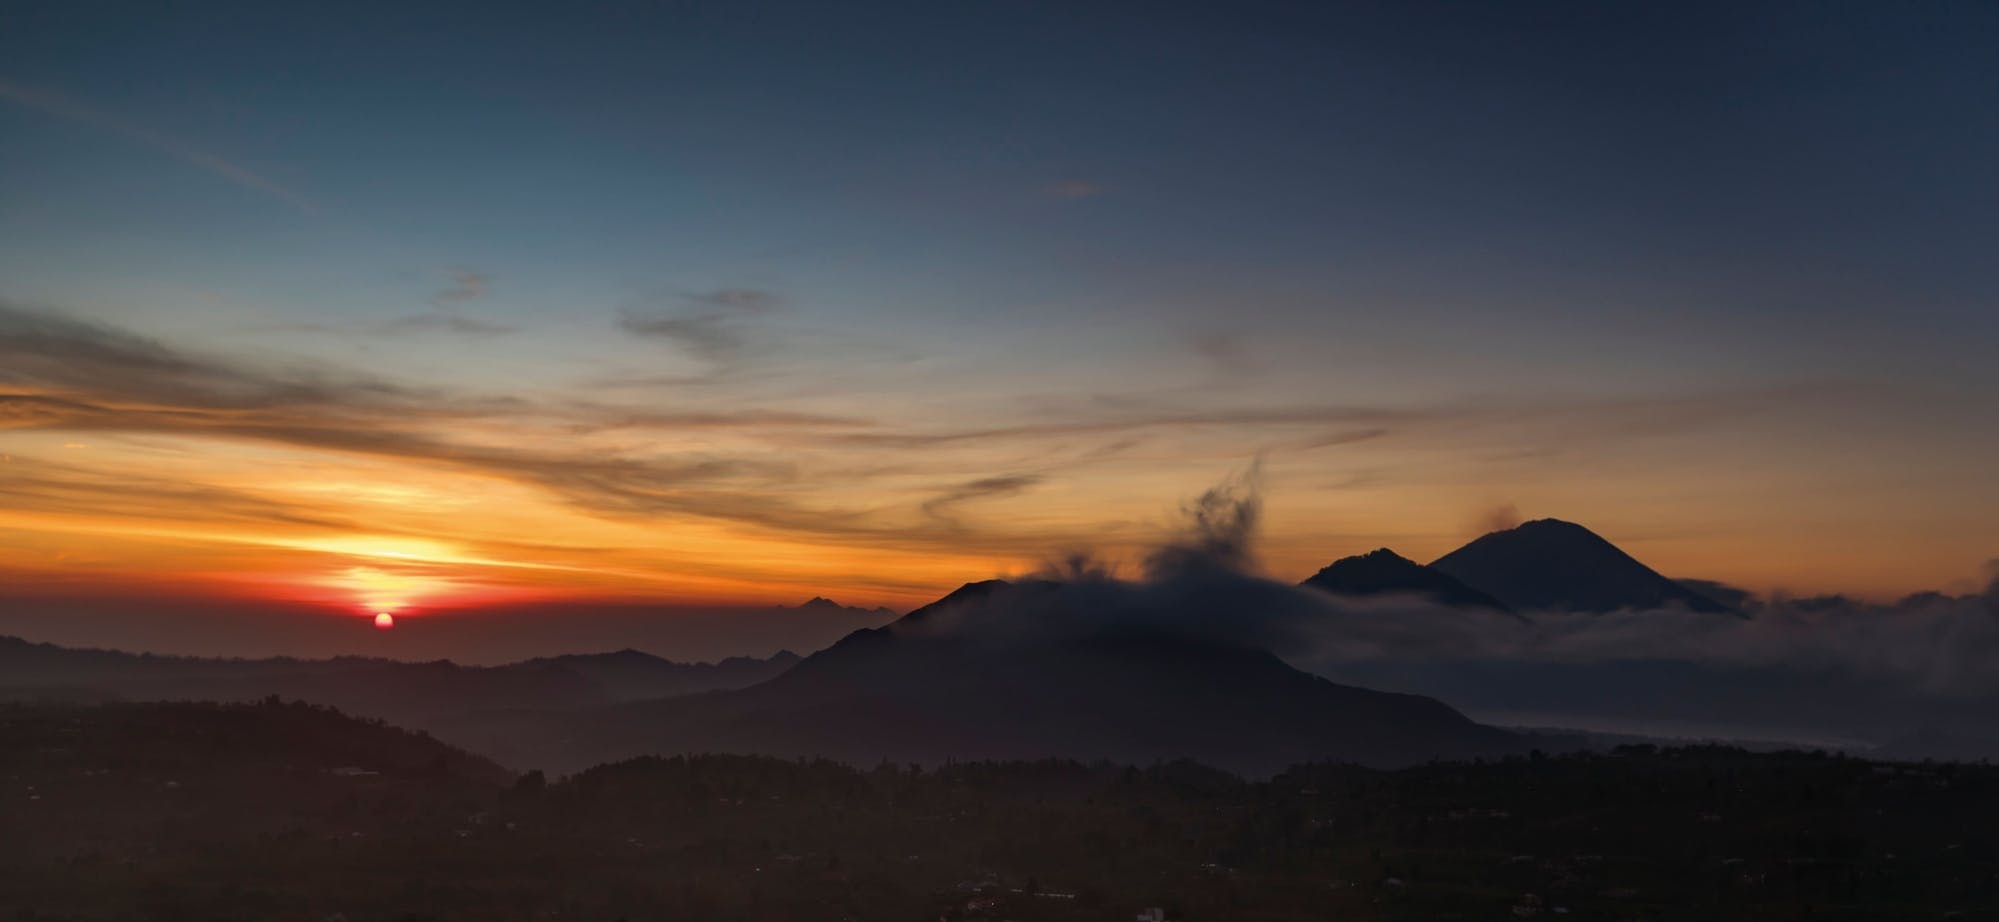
[0,635,800,729]
[788,596,898,615]
[1428,518,1734,614]
[1302,548,1519,616]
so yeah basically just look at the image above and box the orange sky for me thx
[3,305,1994,625]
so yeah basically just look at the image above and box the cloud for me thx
[885,471,1999,754]
[1142,463,1263,579]
[618,310,744,361]
[0,303,414,411]
[1188,330,1261,377]
[374,269,516,335]
[617,287,785,363]
[1479,503,1523,535]
[429,270,491,306]
[820,385,1846,453]
[920,474,1044,527]
[685,288,782,313]
[0,82,314,214]
[0,301,1886,574]
[384,312,515,336]
[0,302,1111,557]
[0,453,355,530]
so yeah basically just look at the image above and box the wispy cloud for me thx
[921,474,1044,528]
[0,302,1057,556]
[618,311,744,361]
[384,312,515,336]
[618,287,786,363]
[0,301,1877,590]
[685,288,782,313]
[1188,330,1262,377]
[428,269,492,306]
[0,82,315,214]
[383,269,514,335]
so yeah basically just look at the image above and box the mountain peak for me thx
[1431,520,1733,615]
[890,579,1019,629]
[1304,548,1516,614]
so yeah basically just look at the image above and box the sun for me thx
[373,612,395,630]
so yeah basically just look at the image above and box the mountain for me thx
[443,580,1521,776]
[1302,548,1518,615]
[517,648,800,700]
[1428,519,1734,614]
[788,596,898,616]
[0,636,799,730]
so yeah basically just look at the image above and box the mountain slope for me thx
[517,648,800,700]
[1302,548,1519,615]
[1428,519,1732,614]
[444,581,1520,776]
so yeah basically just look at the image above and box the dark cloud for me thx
[0,454,354,530]
[685,288,782,313]
[1142,464,1262,579]
[824,406,1424,449]
[920,474,1044,527]
[0,303,416,411]
[819,386,1840,452]
[617,310,745,361]
[617,287,785,362]
[0,302,972,550]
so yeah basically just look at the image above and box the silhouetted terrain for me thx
[1430,519,1734,614]
[514,647,803,700]
[1302,548,1518,615]
[6,701,1997,921]
[0,634,797,729]
[443,579,1521,775]
[7,518,1994,777]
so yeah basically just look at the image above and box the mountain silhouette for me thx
[1302,548,1518,615]
[1428,519,1733,614]
[789,596,898,615]
[517,648,800,701]
[0,636,797,729]
[446,580,1521,776]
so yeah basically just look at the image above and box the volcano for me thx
[445,579,1521,776]
[1428,519,1733,614]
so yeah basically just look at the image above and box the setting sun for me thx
[373,612,395,630]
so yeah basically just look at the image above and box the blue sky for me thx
[2,0,1997,611]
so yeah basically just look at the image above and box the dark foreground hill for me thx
[444,580,1520,776]
[1302,548,1519,614]
[1430,518,1734,614]
[5,701,1997,921]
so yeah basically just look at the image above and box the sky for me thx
[2,1,1997,655]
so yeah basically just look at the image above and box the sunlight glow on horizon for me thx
[2,1,1996,619]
